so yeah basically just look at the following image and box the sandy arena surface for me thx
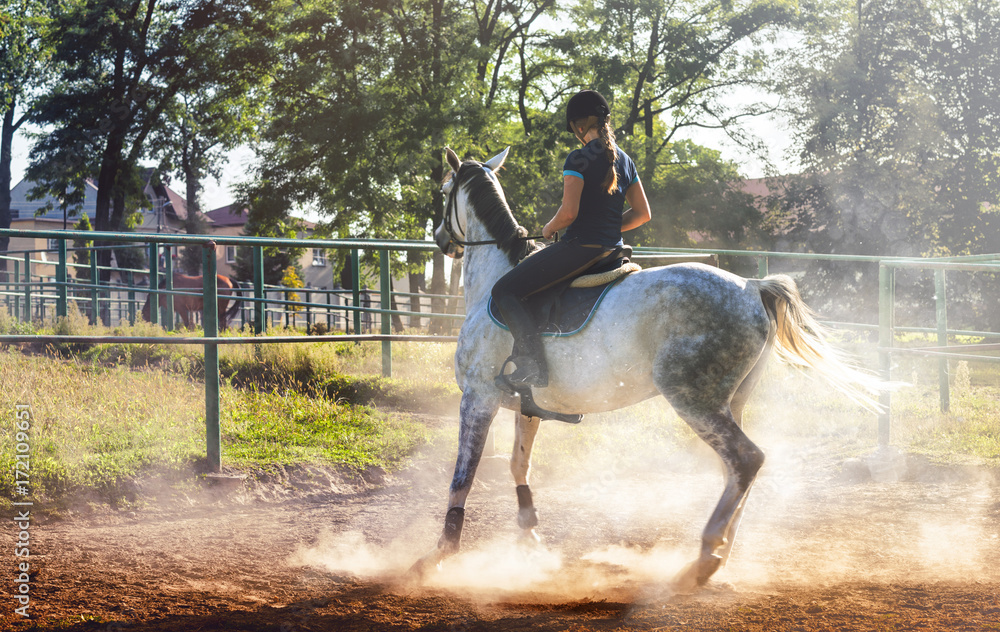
[3,414,1000,631]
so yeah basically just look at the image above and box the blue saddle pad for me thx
[488,275,625,337]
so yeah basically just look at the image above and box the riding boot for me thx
[494,294,548,389]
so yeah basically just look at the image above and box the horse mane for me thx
[457,162,535,265]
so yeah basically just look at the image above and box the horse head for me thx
[434,146,520,262]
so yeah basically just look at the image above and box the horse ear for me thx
[445,147,462,173]
[483,146,510,173]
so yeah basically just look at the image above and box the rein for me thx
[442,165,544,247]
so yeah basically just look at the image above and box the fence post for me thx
[305,289,312,330]
[56,239,67,318]
[877,263,894,447]
[327,290,333,330]
[253,246,265,334]
[127,271,136,325]
[757,255,769,279]
[89,249,99,325]
[380,248,392,377]
[351,248,361,334]
[202,242,221,473]
[148,243,159,326]
[284,285,291,328]
[935,269,950,412]
[164,245,174,331]
[23,253,30,322]
[13,260,19,322]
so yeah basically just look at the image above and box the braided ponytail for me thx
[598,119,618,194]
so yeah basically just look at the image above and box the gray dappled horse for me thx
[413,147,881,589]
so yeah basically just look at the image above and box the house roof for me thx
[143,181,191,222]
[9,178,99,222]
[205,205,250,227]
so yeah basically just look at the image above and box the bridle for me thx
[437,163,543,252]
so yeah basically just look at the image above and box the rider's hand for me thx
[542,223,557,240]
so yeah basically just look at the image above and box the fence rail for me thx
[2,227,999,469]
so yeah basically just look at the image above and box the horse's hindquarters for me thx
[524,265,772,416]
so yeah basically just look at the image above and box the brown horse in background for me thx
[141,273,241,330]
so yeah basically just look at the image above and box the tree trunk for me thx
[0,105,15,284]
[390,295,404,332]
[181,146,206,275]
[445,258,463,335]
[428,250,447,334]
[644,99,655,182]
[93,135,126,283]
[408,270,423,329]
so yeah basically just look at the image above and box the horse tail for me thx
[750,274,884,412]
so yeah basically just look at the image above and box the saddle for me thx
[488,245,639,337]
[490,246,640,424]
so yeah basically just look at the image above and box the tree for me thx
[563,0,796,177]
[925,0,1000,255]
[235,0,799,326]
[0,0,53,280]
[28,0,250,281]
[150,4,268,274]
[772,0,1000,326]
[231,203,305,286]
[234,0,485,330]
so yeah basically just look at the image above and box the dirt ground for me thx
[3,415,1000,632]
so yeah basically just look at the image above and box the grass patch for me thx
[0,348,429,511]
[0,349,205,509]
[222,388,426,468]
[7,314,461,411]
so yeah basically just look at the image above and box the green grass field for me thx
[1,314,998,513]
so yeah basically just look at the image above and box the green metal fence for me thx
[2,227,998,469]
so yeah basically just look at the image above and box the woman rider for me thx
[492,89,652,394]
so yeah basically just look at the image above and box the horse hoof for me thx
[407,549,444,582]
[518,529,542,548]
[673,554,723,593]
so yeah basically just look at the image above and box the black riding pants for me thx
[491,239,615,357]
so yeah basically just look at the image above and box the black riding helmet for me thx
[565,89,611,132]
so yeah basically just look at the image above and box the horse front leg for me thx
[511,412,541,544]
[410,391,499,578]
[674,407,764,591]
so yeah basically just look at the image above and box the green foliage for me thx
[15,0,801,293]
[771,0,1000,327]
[281,265,304,311]
[231,0,789,258]
[1,0,55,256]
[231,211,306,284]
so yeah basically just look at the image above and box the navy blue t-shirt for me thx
[561,139,640,247]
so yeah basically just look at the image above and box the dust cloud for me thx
[288,395,1000,602]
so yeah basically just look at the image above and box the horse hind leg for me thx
[715,330,775,567]
[674,406,765,590]
[510,412,542,544]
